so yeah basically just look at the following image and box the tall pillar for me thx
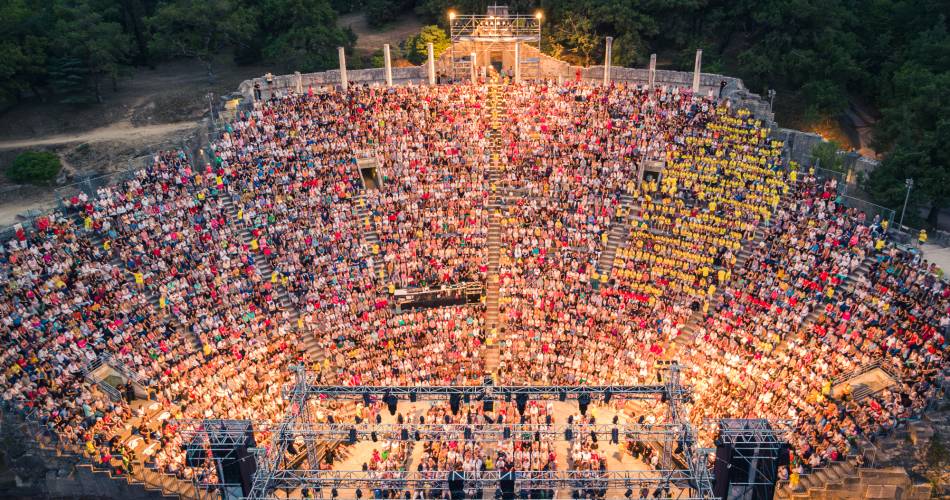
[514,42,522,83]
[470,51,477,84]
[648,54,657,89]
[692,49,702,92]
[338,47,348,91]
[427,43,436,85]
[603,37,613,86]
[383,44,393,87]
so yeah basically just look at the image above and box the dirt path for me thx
[0,121,196,150]
[338,12,424,52]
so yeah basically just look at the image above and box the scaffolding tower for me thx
[449,5,542,81]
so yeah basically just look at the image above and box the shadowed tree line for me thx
[0,0,354,106]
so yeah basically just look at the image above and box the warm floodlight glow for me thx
[535,11,543,20]
[448,10,456,20]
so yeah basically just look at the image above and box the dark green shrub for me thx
[6,151,62,185]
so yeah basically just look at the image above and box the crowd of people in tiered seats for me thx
[0,73,946,497]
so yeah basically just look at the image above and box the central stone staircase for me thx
[482,77,507,374]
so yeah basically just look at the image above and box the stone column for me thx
[648,54,656,89]
[514,41,521,83]
[603,37,613,86]
[692,49,702,93]
[383,44,393,87]
[427,43,436,85]
[470,51,477,84]
[338,47,348,91]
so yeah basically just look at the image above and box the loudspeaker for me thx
[448,471,465,499]
[777,443,790,468]
[713,438,781,500]
[211,427,258,496]
[499,470,515,500]
[712,445,734,499]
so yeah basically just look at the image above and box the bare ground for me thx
[338,12,424,53]
[0,56,269,226]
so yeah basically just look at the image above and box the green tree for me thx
[364,0,411,28]
[811,141,844,173]
[258,0,355,72]
[550,12,598,66]
[52,0,131,103]
[402,25,449,65]
[6,151,62,185]
[0,0,53,107]
[148,0,255,81]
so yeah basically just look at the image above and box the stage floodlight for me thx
[578,393,591,415]
[384,392,397,415]
[516,393,528,414]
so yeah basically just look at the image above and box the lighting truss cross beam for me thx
[278,422,686,442]
[260,469,709,498]
[294,381,691,401]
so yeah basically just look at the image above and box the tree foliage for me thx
[811,141,844,173]
[147,0,255,80]
[6,151,62,185]
[258,0,355,72]
[402,25,449,65]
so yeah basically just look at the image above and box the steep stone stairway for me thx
[482,77,507,375]
[218,195,295,315]
[353,194,387,283]
[594,192,640,280]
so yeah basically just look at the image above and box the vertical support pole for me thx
[338,47,348,91]
[427,42,436,85]
[383,44,393,87]
[603,37,613,86]
[294,71,302,94]
[470,51,477,84]
[449,17,456,82]
[692,49,702,93]
[648,54,657,89]
[514,41,521,83]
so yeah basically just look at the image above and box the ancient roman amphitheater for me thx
[0,8,946,500]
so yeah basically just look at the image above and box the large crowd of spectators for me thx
[0,74,945,497]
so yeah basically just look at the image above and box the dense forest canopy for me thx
[0,0,947,226]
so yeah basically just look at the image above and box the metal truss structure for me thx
[177,363,786,499]
[252,422,685,442]
[448,7,542,80]
[714,419,787,500]
[256,469,711,499]
[227,363,718,499]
